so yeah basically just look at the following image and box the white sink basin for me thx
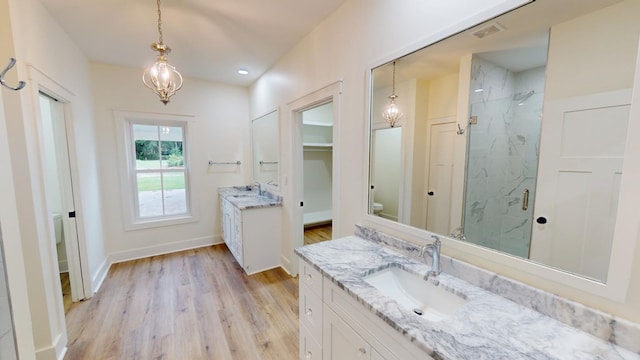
[363,266,467,321]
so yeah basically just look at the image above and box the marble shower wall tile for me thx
[354,224,640,353]
[464,56,544,255]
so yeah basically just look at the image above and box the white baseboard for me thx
[35,330,67,360]
[108,235,216,265]
[91,257,110,295]
[281,254,296,276]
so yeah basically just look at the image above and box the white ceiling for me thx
[38,0,346,86]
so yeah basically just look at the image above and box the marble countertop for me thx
[295,236,639,360]
[219,186,282,210]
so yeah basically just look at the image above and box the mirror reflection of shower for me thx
[462,48,547,258]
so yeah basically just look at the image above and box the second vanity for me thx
[295,226,640,360]
[219,185,282,275]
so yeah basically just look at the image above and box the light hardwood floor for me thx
[303,224,332,245]
[60,272,72,314]
[64,245,299,360]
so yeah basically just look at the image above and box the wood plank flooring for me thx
[303,224,332,245]
[64,245,299,360]
[60,272,72,314]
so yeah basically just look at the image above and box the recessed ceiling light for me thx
[237,69,249,75]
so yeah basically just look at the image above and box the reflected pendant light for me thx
[382,61,403,127]
[142,0,183,105]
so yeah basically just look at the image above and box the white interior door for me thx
[39,93,86,301]
[425,120,457,235]
[530,89,631,282]
[371,126,402,222]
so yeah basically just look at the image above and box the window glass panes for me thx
[163,172,187,215]
[133,124,160,169]
[137,172,163,218]
[159,126,184,169]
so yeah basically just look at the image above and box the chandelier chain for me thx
[392,61,396,95]
[156,0,163,44]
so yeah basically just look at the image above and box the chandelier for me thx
[381,61,403,127]
[142,0,183,105]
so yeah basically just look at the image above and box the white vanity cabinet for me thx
[221,198,234,250]
[324,306,386,360]
[298,259,431,360]
[220,197,281,275]
[299,261,323,360]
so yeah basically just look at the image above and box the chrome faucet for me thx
[419,235,441,277]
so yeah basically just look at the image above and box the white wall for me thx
[2,0,105,358]
[250,0,640,323]
[90,63,250,262]
[303,150,333,215]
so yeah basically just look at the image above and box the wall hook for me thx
[0,58,26,91]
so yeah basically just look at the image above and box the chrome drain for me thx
[412,308,424,316]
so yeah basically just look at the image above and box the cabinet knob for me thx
[306,274,312,281]
[305,351,312,359]
[306,308,313,317]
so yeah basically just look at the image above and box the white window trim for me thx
[114,111,197,231]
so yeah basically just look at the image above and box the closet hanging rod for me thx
[0,58,26,91]
[259,161,278,165]
[208,160,241,166]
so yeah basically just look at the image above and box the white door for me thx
[529,89,631,282]
[425,121,457,235]
[39,93,86,301]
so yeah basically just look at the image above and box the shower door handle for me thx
[522,189,529,211]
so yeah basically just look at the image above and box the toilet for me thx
[52,213,63,245]
[373,202,383,216]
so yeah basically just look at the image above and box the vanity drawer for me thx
[299,323,322,360]
[323,280,431,360]
[299,284,323,342]
[300,260,323,297]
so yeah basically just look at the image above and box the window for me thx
[114,111,195,229]
[131,123,188,218]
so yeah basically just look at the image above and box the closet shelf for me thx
[303,142,333,148]
[303,121,333,127]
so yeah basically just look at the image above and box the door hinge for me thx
[69,211,76,218]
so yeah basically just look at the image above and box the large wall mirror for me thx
[252,110,279,186]
[368,0,640,284]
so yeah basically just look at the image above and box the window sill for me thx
[124,214,197,231]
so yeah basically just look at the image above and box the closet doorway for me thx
[301,102,334,245]
[38,92,86,311]
[289,81,341,274]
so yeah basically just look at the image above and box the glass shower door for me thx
[462,92,543,258]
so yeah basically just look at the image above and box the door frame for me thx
[27,66,91,302]
[288,81,342,276]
